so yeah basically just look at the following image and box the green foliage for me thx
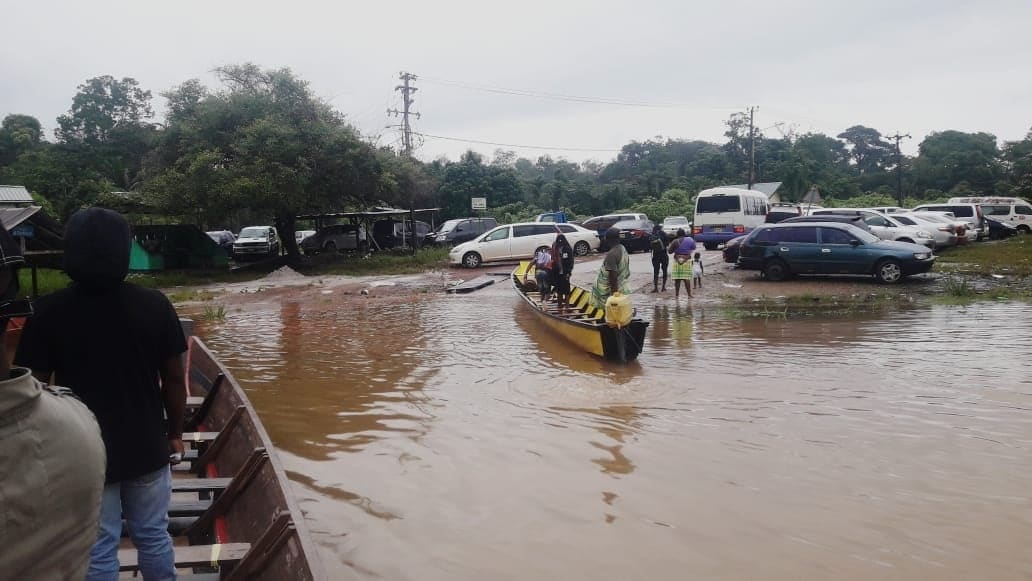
[912,130,1001,194]
[17,268,70,298]
[628,188,694,221]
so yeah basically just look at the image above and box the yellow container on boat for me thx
[605,292,633,328]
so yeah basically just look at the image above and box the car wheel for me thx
[1017,225,1031,235]
[763,259,789,282]
[574,241,590,256]
[703,242,718,251]
[535,245,550,255]
[325,241,337,254]
[874,258,903,284]
[462,252,482,268]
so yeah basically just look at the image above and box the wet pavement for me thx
[185,251,1032,580]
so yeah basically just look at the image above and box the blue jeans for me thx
[87,466,176,581]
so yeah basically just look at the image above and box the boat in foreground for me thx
[512,262,648,362]
[123,336,327,580]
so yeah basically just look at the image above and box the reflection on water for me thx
[188,285,1032,581]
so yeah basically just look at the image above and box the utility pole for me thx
[888,132,911,207]
[747,106,757,189]
[387,72,421,156]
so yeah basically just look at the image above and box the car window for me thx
[749,228,774,243]
[982,205,1010,216]
[513,225,537,237]
[697,196,741,213]
[820,227,855,245]
[557,224,576,233]
[776,227,818,243]
[864,214,891,227]
[1017,205,1032,215]
[948,206,974,217]
[531,224,556,235]
[484,227,509,241]
[892,216,917,226]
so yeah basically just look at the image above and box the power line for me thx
[413,132,622,153]
[420,75,739,110]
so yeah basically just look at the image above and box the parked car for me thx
[449,222,599,268]
[301,224,366,254]
[765,207,802,223]
[808,208,936,249]
[233,226,280,260]
[428,217,498,246]
[372,219,432,249]
[295,230,316,245]
[972,199,1032,234]
[206,230,236,254]
[581,213,650,249]
[911,203,989,240]
[778,214,875,233]
[737,222,935,284]
[885,213,958,249]
[611,219,655,252]
[722,234,747,263]
[661,216,691,237]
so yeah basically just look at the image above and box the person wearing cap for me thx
[0,224,106,579]
[16,208,188,580]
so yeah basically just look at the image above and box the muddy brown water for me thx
[187,272,1032,580]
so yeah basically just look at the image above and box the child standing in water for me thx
[692,252,703,290]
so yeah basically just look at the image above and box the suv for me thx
[372,219,432,249]
[301,224,366,254]
[809,208,936,249]
[911,203,989,240]
[232,226,280,260]
[429,217,498,246]
[738,222,935,284]
[581,213,649,249]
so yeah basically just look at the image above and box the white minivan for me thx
[450,222,600,268]
[950,197,1032,234]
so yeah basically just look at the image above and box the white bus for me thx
[692,187,770,250]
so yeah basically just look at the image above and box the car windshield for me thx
[663,217,688,225]
[612,219,648,229]
[697,196,741,213]
[436,219,461,233]
[239,227,268,239]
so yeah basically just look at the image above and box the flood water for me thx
[189,281,1032,580]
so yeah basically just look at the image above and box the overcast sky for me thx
[3,0,1030,164]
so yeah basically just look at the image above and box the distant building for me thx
[724,182,783,203]
[0,185,35,207]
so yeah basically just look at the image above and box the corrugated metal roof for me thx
[0,205,41,230]
[724,182,783,198]
[0,185,34,203]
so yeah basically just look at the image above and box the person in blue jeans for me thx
[17,208,188,580]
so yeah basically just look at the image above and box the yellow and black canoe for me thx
[512,262,649,362]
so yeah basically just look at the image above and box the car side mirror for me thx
[850,240,861,247]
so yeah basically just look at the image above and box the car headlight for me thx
[915,231,932,238]
[913,252,931,260]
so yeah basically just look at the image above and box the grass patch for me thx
[18,268,71,297]
[202,304,226,322]
[935,236,1032,276]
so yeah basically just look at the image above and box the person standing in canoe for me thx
[591,228,631,308]
[16,208,188,581]
[549,233,575,308]
[667,228,696,298]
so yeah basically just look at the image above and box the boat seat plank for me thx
[186,396,205,407]
[185,448,269,537]
[169,500,213,517]
[118,542,250,571]
[225,511,295,581]
[182,431,220,443]
[172,477,232,493]
[120,516,197,538]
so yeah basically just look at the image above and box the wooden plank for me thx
[118,543,251,571]
[120,516,197,538]
[172,477,232,493]
[169,500,213,517]
[185,448,269,537]
[446,275,496,294]
[183,431,220,443]
[185,373,225,431]
[186,396,205,407]
[193,406,246,476]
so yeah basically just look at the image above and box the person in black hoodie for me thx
[16,208,187,580]
[649,223,669,293]
[549,233,575,308]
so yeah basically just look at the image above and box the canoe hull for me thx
[512,262,648,362]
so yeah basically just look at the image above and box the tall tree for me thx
[0,114,44,166]
[145,64,391,259]
[912,130,1001,194]
[837,125,892,176]
[1001,128,1032,198]
[56,76,154,144]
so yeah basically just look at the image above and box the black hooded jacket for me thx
[16,208,187,482]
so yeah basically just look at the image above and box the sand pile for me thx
[261,266,307,282]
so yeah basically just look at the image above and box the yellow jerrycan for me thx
[604,292,633,328]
